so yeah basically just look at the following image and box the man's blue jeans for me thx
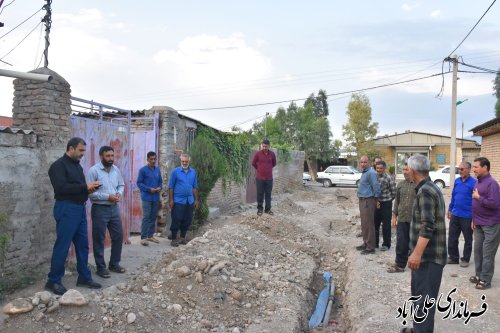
[256,179,273,212]
[91,204,123,272]
[48,200,92,284]
[141,200,159,239]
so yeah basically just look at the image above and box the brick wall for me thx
[480,133,500,181]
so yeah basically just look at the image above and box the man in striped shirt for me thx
[374,160,396,251]
[388,162,416,273]
[404,154,446,333]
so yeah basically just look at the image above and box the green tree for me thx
[342,93,379,158]
[251,90,336,180]
[494,69,500,117]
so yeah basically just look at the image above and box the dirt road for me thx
[1,183,498,332]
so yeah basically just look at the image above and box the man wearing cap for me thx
[252,139,277,216]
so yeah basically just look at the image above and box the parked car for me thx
[303,172,312,184]
[429,165,459,189]
[316,165,362,187]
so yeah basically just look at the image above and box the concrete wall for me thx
[206,150,305,213]
[1,68,70,293]
[0,132,61,291]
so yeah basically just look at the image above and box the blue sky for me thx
[1,1,499,141]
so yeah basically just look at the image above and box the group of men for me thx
[356,156,397,254]
[357,154,500,333]
[45,137,199,295]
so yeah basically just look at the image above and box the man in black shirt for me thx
[46,137,102,295]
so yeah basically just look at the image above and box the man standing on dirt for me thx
[374,160,396,251]
[447,161,476,267]
[252,139,277,216]
[87,146,126,278]
[470,157,500,290]
[137,151,163,246]
[405,154,446,333]
[388,162,415,273]
[356,155,381,255]
[46,137,102,295]
[168,153,199,247]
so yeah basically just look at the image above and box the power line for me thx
[0,7,42,39]
[447,0,497,57]
[118,55,465,103]
[458,61,499,74]
[0,21,42,61]
[177,72,449,112]
[0,0,17,16]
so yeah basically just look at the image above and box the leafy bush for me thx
[189,130,225,225]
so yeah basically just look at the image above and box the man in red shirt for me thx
[252,139,277,216]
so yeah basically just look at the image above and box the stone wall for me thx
[12,68,71,146]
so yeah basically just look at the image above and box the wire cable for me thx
[0,21,42,61]
[458,61,499,74]
[447,0,497,57]
[0,0,16,16]
[0,7,42,39]
[177,72,449,112]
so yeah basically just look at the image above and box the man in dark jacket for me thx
[46,137,102,295]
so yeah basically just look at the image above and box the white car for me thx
[429,165,459,189]
[303,172,312,184]
[316,165,362,187]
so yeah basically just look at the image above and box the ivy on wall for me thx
[188,126,252,226]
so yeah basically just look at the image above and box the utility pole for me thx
[42,0,52,68]
[264,112,269,138]
[447,55,459,191]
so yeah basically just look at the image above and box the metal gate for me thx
[129,114,159,233]
[70,97,158,253]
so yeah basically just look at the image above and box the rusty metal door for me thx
[71,116,132,250]
[130,114,159,233]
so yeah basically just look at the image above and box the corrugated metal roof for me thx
[0,126,35,134]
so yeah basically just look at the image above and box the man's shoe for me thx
[76,279,102,289]
[380,245,389,251]
[360,249,375,255]
[447,258,459,264]
[265,210,274,216]
[459,260,469,268]
[387,265,405,273]
[96,269,111,278]
[45,281,67,295]
[171,239,180,247]
[147,237,160,244]
[179,237,189,245]
[257,210,263,216]
[355,244,366,251]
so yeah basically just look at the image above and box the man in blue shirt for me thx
[447,161,476,267]
[137,151,163,246]
[356,156,381,254]
[168,153,199,247]
[87,146,126,278]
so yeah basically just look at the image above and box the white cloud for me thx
[402,3,420,12]
[430,10,441,18]
[153,34,272,86]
